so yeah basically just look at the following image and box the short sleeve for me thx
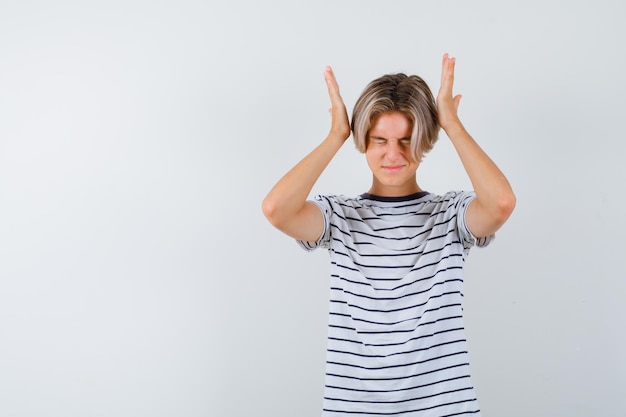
[296,195,332,251]
[456,191,495,250]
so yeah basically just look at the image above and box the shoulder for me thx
[428,190,476,209]
[421,191,477,221]
[311,194,365,210]
[429,190,472,202]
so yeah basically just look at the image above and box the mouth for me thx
[383,165,404,173]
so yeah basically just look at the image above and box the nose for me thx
[385,140,402,160]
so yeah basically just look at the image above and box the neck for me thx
[368,177,421,197]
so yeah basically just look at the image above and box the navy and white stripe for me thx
[298,191,492,417]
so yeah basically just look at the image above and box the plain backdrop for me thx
[1,1,624,416]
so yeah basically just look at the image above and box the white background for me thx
[1,1,624,416]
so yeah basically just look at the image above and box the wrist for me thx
[441,119,466,138]
[326,130,350,145]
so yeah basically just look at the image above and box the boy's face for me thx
[365,111,421,197]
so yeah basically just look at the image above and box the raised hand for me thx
[262,67,352,242]
[324,66,351,141]
[434,54,516,238]
[436,53,463,132]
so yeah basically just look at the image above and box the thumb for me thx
[454,94,462,110]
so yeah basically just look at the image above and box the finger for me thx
[324,66,340,97]
[324,67,339,93]
[440,53,448,86]
[440,53,456,95]
[324,66,347,116]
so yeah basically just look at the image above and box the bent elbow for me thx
[262,196,294,231]
[496,192,516,223]
[262,196,280,226]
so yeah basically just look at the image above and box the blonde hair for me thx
[351,73,439,161]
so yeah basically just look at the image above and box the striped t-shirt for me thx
[298,190,493,417]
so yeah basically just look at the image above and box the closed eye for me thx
[370,136,387,145]
[369,136,411,147]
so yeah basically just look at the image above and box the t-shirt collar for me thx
[359,191,430,202]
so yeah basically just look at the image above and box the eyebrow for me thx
[369,135,412,141]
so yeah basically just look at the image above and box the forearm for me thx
[436,54,515,227]
[445,121,516,220]
[262,133,346,227]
